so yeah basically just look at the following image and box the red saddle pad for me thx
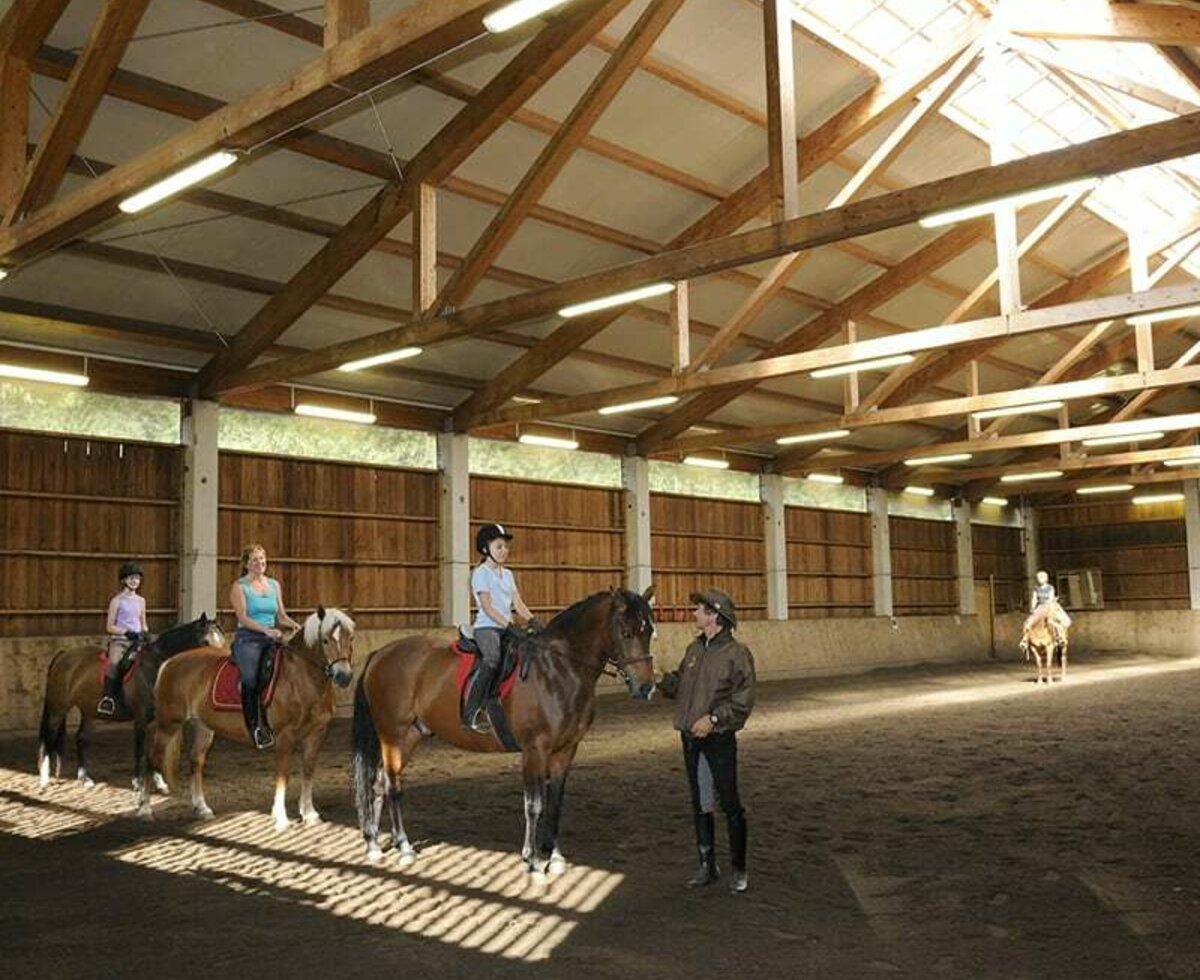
[96,649,141,689]
[451,641,518,700]
[210,656,284,712]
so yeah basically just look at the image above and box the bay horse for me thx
[36,613,226,792]
[352,587,657,876]
[136,607,355,829]
[1027,619,1068,684]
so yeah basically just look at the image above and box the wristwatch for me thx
[708,712,719,726]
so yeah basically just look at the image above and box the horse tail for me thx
[351,670,381,836]
[36,650,69,777]
[158,724,184,789]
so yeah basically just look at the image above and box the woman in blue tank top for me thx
[230,543,301,749]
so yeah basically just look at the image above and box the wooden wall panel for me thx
[650,493,765,622]
[470,476,624,616]
[971,524,1026,613]
[1038,499,1188,609]
[218,452,438,629]
[0,430,181,637]
[889,516,957,616]
[785,506,871,618]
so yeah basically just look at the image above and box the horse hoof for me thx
[529,870,548,887]
[396,851,416,869]
[194,805,215,821]
[136,804,154,822]
[152,773,170,795]
[548,856,567,875]
[366,845,383,864]
[273,818,290,832]
[302,812,322,827]
[77,775,95,789]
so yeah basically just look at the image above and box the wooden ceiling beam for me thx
[1008,1,1200,46]
[324,0,369,48]
[931,443,1200,485]
[763,0,799,223]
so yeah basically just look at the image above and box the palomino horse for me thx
[352,587,657,876]
[137,607,355,828]
[1027,619,1068,684]
[36,614,226,791]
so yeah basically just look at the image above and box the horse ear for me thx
[642,585,656,606]
[317,605,326,621]
[199,611,208,624]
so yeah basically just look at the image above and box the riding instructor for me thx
[659,588,756,894]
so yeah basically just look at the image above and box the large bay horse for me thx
[352,587,657,876]
[137,607,355,829]
[36,614,226,792]
[1027,619,1068,684]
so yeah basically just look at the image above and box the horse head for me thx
[607,586,657,701]
[303,606,356,688]
[155,612,227,658]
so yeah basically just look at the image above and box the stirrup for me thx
[96,696,116,717]
[253,727,275,750]
[467,708,492,735]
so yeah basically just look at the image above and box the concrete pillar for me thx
[761,473,788,620]
[180,399,219,620]
[438,432,470,626]
[1020,503,1040,591]
[953,499,976,616]
[1184,480,1200,610]
[868,486,893,617]
[622,455,652,595]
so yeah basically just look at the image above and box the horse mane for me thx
[546,588,653,634]
[303,607,356,648]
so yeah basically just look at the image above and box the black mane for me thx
[546,588,652,634]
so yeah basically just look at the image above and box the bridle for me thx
[279,622,353,678]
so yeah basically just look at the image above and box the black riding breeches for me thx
[682,731,744,821]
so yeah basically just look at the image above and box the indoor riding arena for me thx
[5,0,1200,977]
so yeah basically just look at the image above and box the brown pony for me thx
[136,607,355,829]
[1027,618,1068,684]
[36,614,226,792]
[352,587,657,876]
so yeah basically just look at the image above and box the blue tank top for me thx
[239,577,279,628]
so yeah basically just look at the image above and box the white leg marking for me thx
[76,767,95,789]
[272,778,289,831]
[299,777,321,825]
[38,755,50,788]
[152,771,169,795]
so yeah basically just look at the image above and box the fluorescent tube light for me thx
[1163,457,1200,468]
[918,177,1099,229]
[980,496,1008,507]
[776,428,851,446]
[0,363,89,387]
[810,354,914,379]
[903,485,935,497]
[338,347,422,372]
[558,282,674,318]
[119,151,238,213]
[1129,304,1200,325]
[295,403,375,425]
[805,472,844,485]
[1000,470,1064,483]
[484,0,572,33]
[1133,493,1185,505]
[510,395,543,405]
[971,400,1064,420]
[598,395,679,415]
[0,269,7,281]
[1081,431,1163,447]
[904,452,972,467]
[1076,484,1133,495]
[519,432,578,450]
[683,455,730,470]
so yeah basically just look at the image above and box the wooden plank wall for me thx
[650,492,766,622]
[470,476,624,617]
[784,505,872,618]
[972,524,1026,612]
[1038,499,1188,609]
[219,451,439,630]
[889,516,957,616]
[0,431,181,637]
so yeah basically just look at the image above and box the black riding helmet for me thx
[475,523,513,557]
[118,561,144,581]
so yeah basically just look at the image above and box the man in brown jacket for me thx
[660,588,756,894]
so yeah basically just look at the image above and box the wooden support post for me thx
[1184,479,1200,610]
[1020,503,1040,595]
[622,455,652,595]
[844,320,859,412]
[438,431,470,626]
[987,41,1022,316]
[868,486,893,617]
[1129,228,1155,372]
[671,280,690,373]
[966,359,980,438]
[761,472,788,620]
[413,182,437,315]
[324,0,369,47]
[953,498,976,615]
[0,54,28,219]
[180,399,219,620]
[763,0,799,223]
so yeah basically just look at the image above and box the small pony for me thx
[1026,618,1068,685]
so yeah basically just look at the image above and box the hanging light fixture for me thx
[119,151,239,213]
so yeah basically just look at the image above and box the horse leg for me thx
[138,718,182,820]
[271,732,295,831]
[298,728,325,826]
[544,745,579,875]
[75,715,95,788]
[1060,641,1068,682]
[381,727,422,866]
[132,713,146,795]
[37,708,66,788]
[188,722,216,820]
[521,746,552,876]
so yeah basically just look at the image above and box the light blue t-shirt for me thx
[240,577,279,628]
[472,563,515,630]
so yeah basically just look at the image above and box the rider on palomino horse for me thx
[1020,569,1071,656]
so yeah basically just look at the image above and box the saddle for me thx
[210,648,284,712]
[453,627,528,751]
[95,645,144,690]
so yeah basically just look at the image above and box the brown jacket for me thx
[666,627,756,734]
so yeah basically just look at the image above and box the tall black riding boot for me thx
[727,810,748,893]
[461,664,496,734]
[96,674,121,717]
[687,812,719,887]
[241,685,273,749]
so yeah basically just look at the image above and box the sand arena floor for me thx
[2,649,1199,979]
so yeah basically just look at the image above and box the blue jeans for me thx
[232,628,274,689]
